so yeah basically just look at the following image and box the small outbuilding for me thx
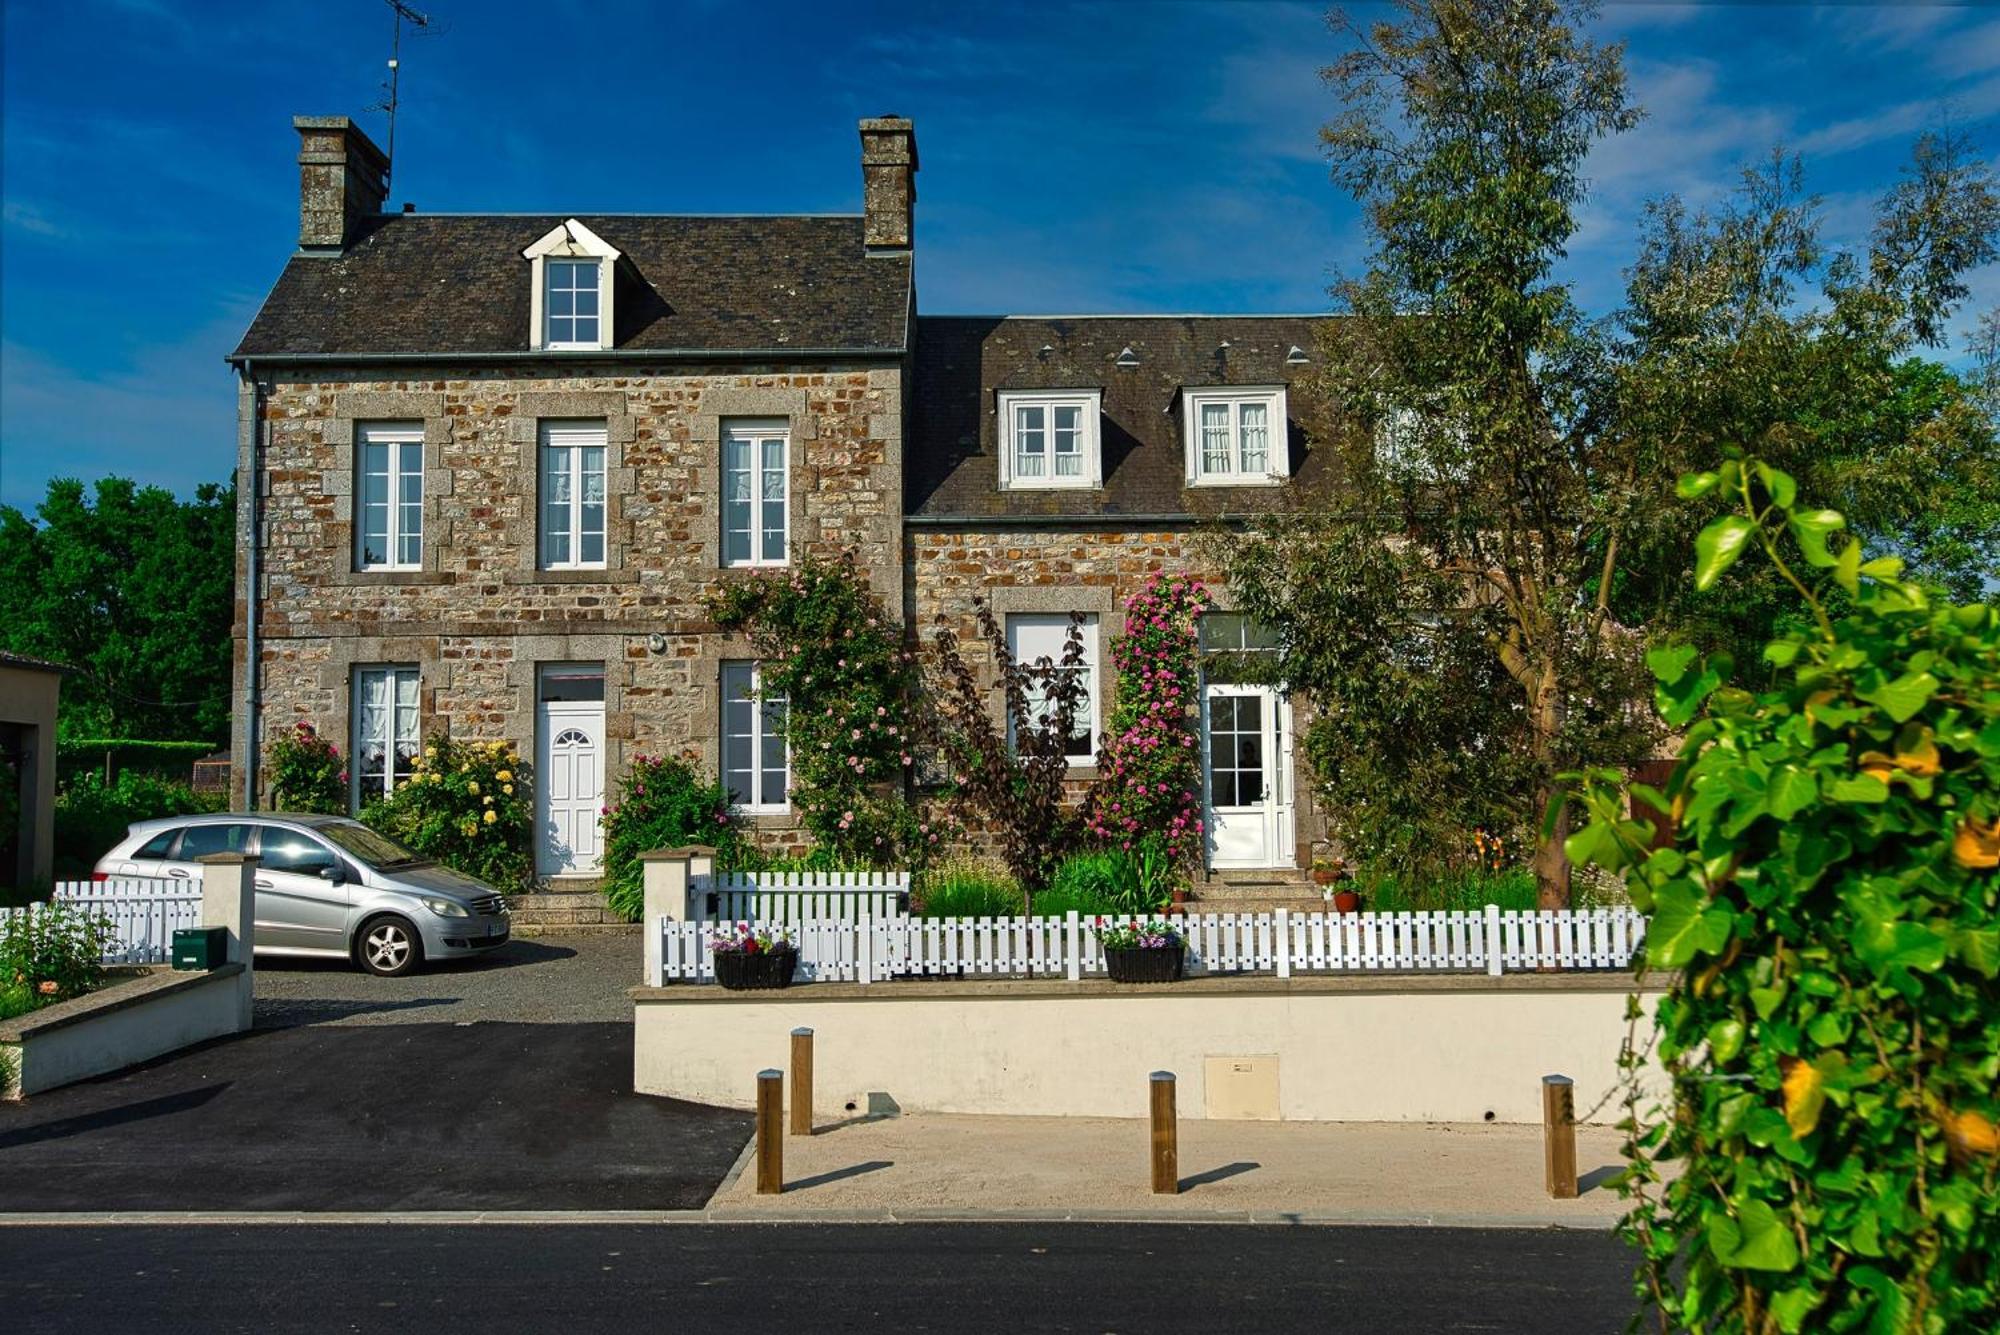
[0,651,68,891]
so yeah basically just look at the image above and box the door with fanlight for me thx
[536,665,605,878]
[1201,685,1294,868]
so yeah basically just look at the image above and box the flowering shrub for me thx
[708,922,795,954]
[361,734,533,891]
[709,551,932,867]
[1,901,115,1019]
[601,753,748,921]
[1091,917,1185,950]
[1088,573,1208,870]
[266,720,346,814]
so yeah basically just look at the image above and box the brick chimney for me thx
[294,116,390,253]
[859,117,917,251]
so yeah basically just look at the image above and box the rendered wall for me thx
[632,976,1663,1125]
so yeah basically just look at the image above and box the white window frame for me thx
[721,660,790,813]
[523,218,620,352]
[1181,386,1289,486]
[539,420,610,570]
[1005,613,1100,766]
[721,419,790,569]
[355,422,424,571]
[996,389,1103,491]
[351,664,420,809]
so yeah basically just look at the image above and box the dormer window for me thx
[523,219,620,352]
[996,389,1102,491]
[1182,386,1289,486]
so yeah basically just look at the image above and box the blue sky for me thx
[2,0,1996,509]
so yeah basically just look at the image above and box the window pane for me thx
[177,824,253,859]
[760,695,788,806]
[261,832,336,874]
[575,288,599,317]
[1053,405,1081,476]
[1015,405,1045,477]
[1239,402,1269,473]
[573,313,599,343]
[1201,403,1232,472]
[721,663,754,803]
[723,436,753,566]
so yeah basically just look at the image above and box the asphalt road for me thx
[254,932,641,1028]
[0,1223,1642,1333]
[0,1022,748,1212]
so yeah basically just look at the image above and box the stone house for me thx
[229,115,1333,887]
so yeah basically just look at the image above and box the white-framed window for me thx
[356,422,424,570]
[721,661,789,811]
[522,218,620,352]
[1005,613,1099,765]
[544,259,602,349]
[352,665,419,808]
[1182,386,1289,485]
[540,421,609,569]
[722,419,789,568]
[996,390,1103,491]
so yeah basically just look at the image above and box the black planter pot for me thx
[1104,945,1186,984]
[714,947,799,991]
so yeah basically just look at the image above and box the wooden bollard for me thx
[756,1069,784,1194]
[790,1028,814,1137]
[1543,1074,1577,1200]
[1150,1071,1179,1195]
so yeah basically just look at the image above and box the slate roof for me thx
[231,214,912,359]
[907,315,1336,520]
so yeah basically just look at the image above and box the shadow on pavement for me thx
[254,937,579,976]
[1578,1164,1623,1195]
[1180,1160,1260,1191]
[787,1160,895,1192]
[0,1083,232,1151]
[254,995,460,1030]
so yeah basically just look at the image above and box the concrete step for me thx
[510,891,612,912]
[513,921,640,938]
[1185,894,1335,916]
[510,883,623,928]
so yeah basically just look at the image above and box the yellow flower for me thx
[468,780,480,796]
[482,809,498,825]
[503,783,515,796]
[497,770,513,783]
[460,763,471,774]
[482,795,493,806]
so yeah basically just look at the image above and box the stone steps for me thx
[1191,868,1331,916]
[508,883,635,932]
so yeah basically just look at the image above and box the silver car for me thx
[93,813,511,976]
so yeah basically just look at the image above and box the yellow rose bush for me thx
[361,734,534,890]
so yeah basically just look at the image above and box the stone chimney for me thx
[294,116,390,253]
[859,117,917,251]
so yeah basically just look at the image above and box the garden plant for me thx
[1,901,115,1021]
[1087,572,1209,874]
[265,719,346,815]
[1565,459,1999,1333]
[600,752,747,921]
[362,734,534,891]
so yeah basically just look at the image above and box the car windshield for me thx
[316,820,430,869]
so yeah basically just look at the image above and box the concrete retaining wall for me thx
[2,964,247,1098]
[631,974,1664,1125]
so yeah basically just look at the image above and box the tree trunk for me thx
[1530,667,1572,910]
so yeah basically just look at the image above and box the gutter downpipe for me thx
[242,360,264,808]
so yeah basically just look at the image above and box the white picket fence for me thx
[658,905,1647,986]
[0,879,202,966]
[697,871,909,926]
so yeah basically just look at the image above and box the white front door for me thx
[1202,684,1295,869]
[537,702,604,877]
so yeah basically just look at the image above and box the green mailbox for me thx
[172,927,229,971]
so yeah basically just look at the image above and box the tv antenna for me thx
[367,0,443,192]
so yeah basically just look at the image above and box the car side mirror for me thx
[319,864,348,885]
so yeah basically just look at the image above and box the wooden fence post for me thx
[757,1069,784,1194]
[1150,1071,1178,1195]
[790,1028,814,1137]
[1485,902,1505,977]
[1543,1073,1577,1199]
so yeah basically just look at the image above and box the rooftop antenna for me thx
[367,0,442,194]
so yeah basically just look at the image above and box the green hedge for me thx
[56,739,219,783]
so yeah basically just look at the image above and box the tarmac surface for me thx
[0,1021,748,1212]
[0,1222,1645,1333]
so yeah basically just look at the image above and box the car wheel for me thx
[356,915,422,977]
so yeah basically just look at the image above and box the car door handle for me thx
[255,878,274,889]
[167,868,190,879]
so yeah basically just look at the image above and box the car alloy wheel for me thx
[359,918,419,977]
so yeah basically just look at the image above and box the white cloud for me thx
[1793,73,2000,158]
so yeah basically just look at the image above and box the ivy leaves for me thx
[1565,460,2000,1333]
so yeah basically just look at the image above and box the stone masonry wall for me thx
[233,362,904,856]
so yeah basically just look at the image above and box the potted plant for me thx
[1331,885,1362,914]
[1309,855,1346,888]
[709,922,798,990]
[1093,917,1187,983]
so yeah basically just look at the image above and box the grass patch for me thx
[1025,885,1122,918]
[913,860,1023,918]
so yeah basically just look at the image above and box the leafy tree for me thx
[1568,459,2000,1333]
[0,477,236,741]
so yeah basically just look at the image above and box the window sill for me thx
[1186,476,1286,489]
[333,570,453,587]
[504,568,638,585]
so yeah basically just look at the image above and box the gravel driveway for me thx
[254,932,642,1028]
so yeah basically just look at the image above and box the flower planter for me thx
[1331,890,1361,914]
[1104,945,1186,984]
[713,947,799,991]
